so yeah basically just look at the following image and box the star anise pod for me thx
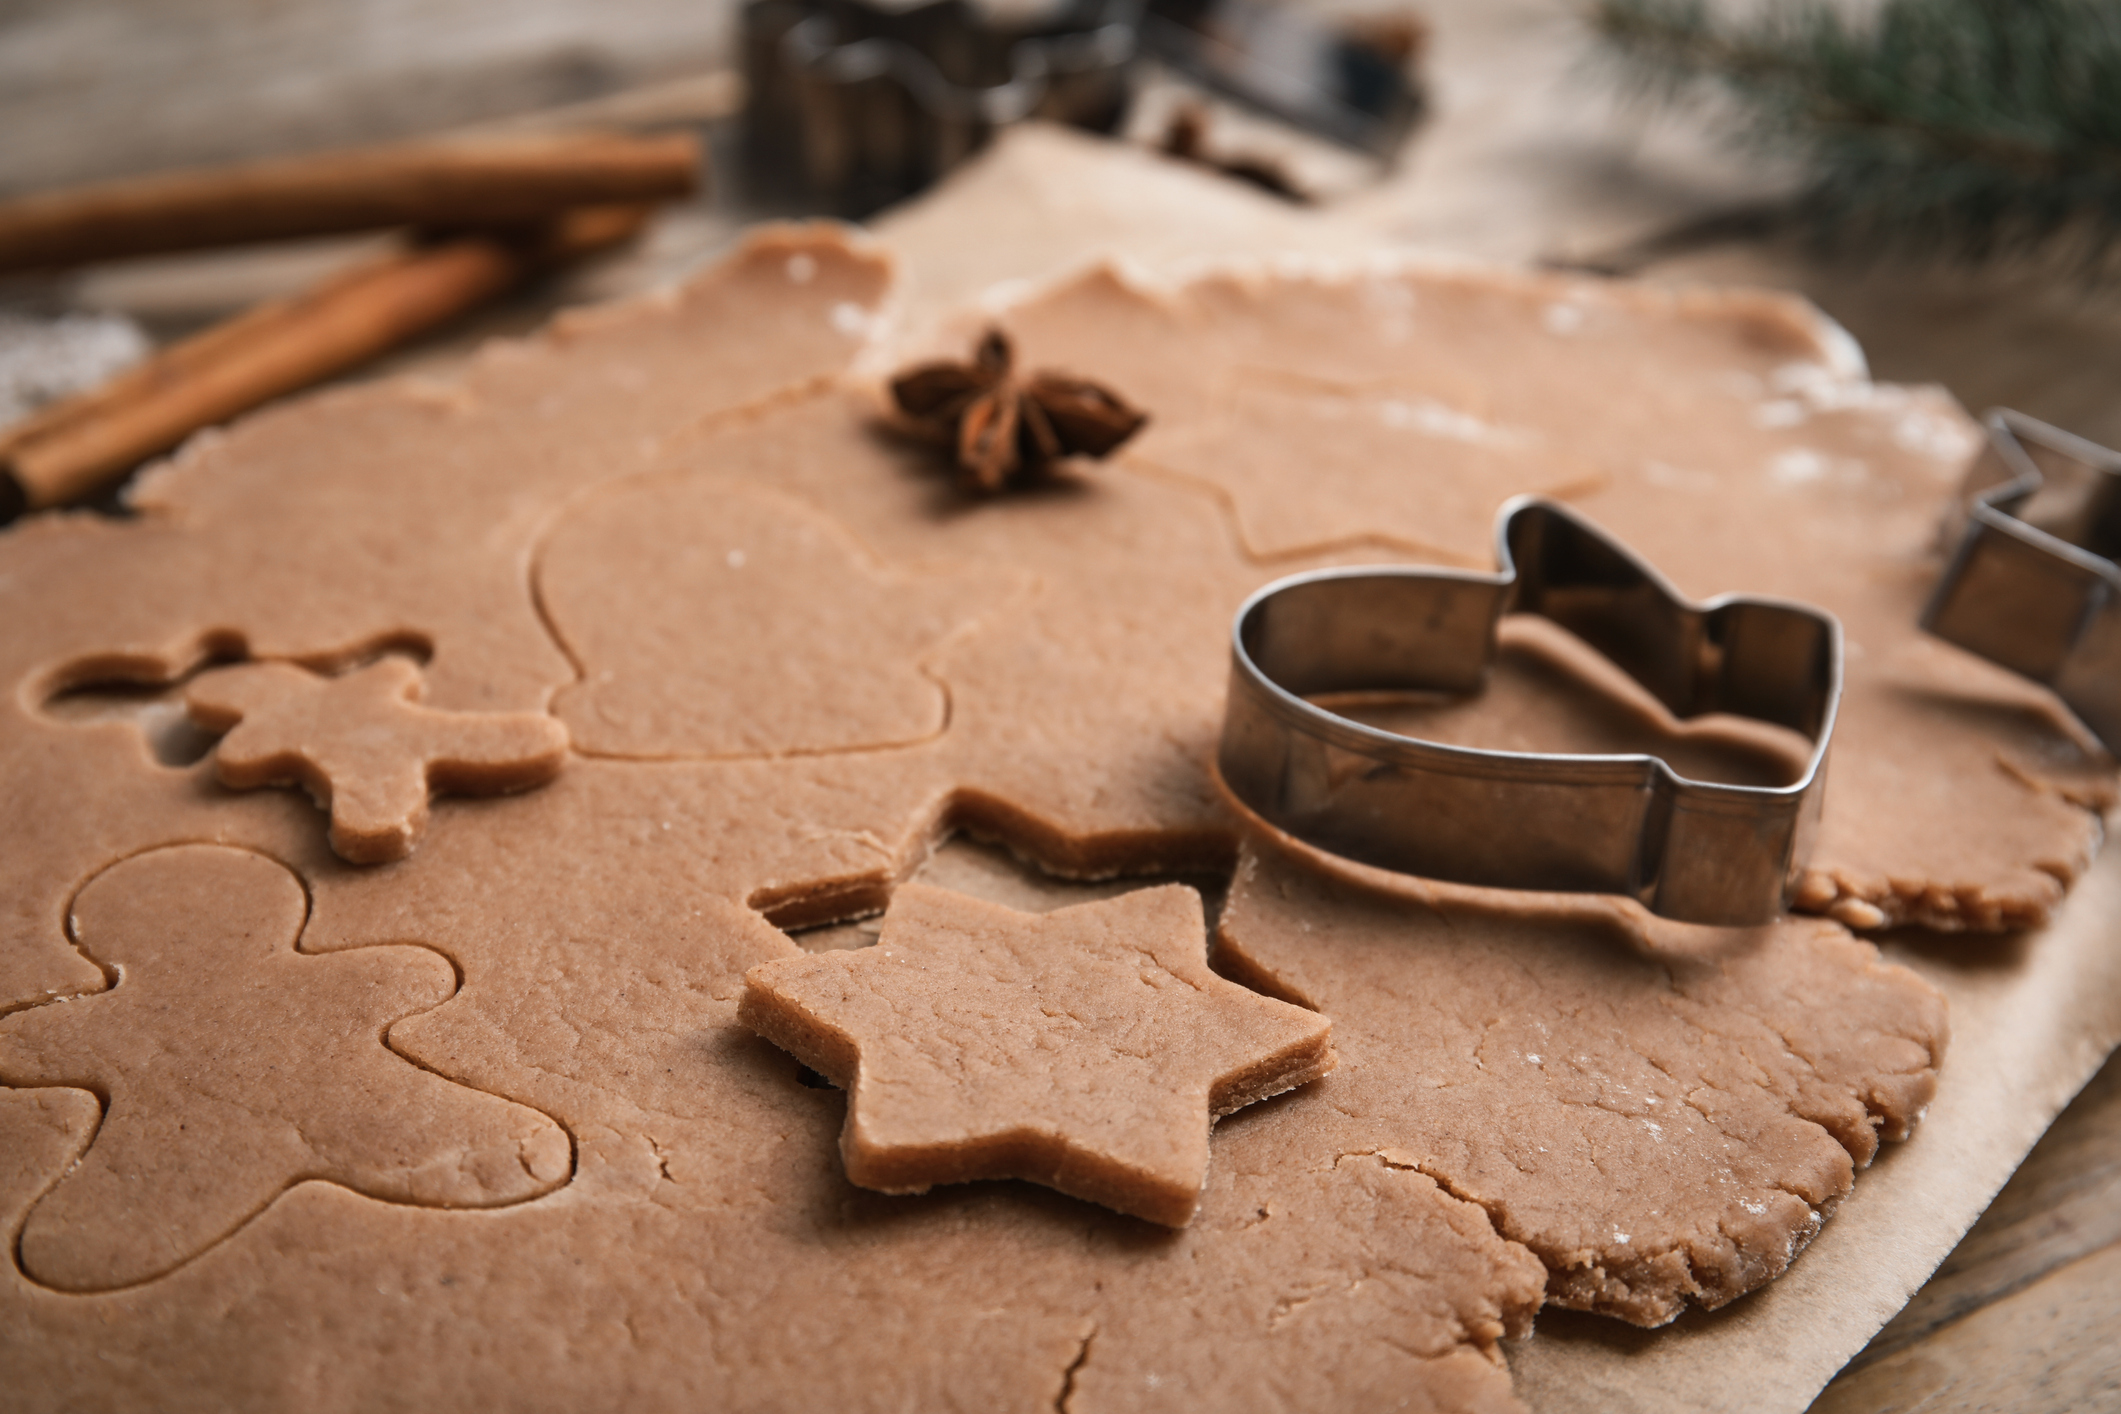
[889,328,1149,493]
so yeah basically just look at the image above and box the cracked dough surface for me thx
[1215,844,1946,1326]
[0,223,2028,1408]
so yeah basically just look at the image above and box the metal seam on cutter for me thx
[1216,497,1843,927]
[1922,408,2121,751]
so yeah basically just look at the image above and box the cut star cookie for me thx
[186,656,569,863]
[0,845,571,1291]
[739,881,1335,1226]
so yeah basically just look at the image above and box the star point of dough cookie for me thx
[739,881,1336,1226]
[186,656,569,863]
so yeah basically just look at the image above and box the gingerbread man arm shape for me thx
[740,882,1336,1227]
[186,657,569,863]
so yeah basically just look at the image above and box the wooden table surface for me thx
[5,3,2119,1409]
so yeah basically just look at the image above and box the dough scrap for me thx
[1215,842,1949,1326]
[741,881,1334,1225]
[187,657,568,863]
[538,478,1020,759]
[0,844,571,1292]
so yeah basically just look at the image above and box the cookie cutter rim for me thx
[780,0,1142,127]
[1216,496,1843,926]
[1920,408,2121,751]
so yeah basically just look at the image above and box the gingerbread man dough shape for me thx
[187,657,569,863]
[0,844,571,1291]
[740,882,1335,1226]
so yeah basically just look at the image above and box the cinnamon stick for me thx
[0,131,697,273]
[1,204,652,513]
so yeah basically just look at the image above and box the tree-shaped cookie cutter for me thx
[1922,408,2121,751]
[1218,497,1842,926]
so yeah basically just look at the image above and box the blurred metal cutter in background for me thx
[1217,498,1843,927]
[1142,0,1424,160]
[743,0,1139,215]
[740,0,1425,215]
[1923,409,2121,751]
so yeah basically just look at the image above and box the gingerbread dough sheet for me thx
[0,208,2083,1412]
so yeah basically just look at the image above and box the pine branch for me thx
[1589,0,2121,273]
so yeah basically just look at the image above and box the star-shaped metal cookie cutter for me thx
[1217,497,1843,926]
[1922,409,2121,751]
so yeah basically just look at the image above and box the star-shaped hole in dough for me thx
[186,656,569,863]
[0,844,571,1292]
[739,881,1335,1226]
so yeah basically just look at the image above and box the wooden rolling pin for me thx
[0,204,651,514]
[0,130,698,272]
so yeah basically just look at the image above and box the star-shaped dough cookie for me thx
[187,657,568,863]
[739,882,1335,1226]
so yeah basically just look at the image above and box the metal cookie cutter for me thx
[1142,0,1426,161]
[1217,498,1843,926]
[742,0,1141,215]
[1921,409,2121,750]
